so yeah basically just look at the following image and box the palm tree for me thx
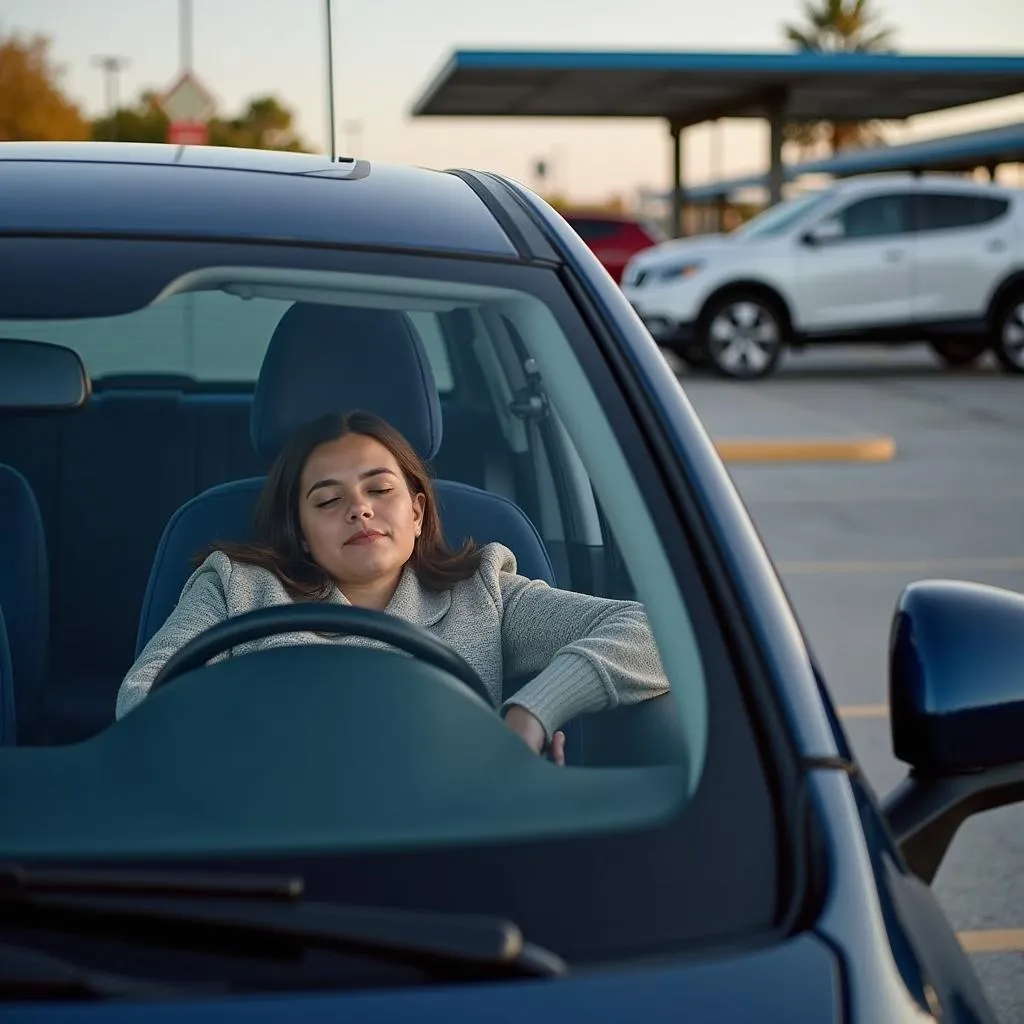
[782,0,897,155]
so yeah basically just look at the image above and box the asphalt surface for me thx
[679,344,1024,1023]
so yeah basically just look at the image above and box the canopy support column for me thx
[767,93,787,208]
[669,120,685,237]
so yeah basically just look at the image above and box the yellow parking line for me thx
[957,929,1024,954]
[715,436,896,463]
[838,704,888,720]
[779,556,1024,575]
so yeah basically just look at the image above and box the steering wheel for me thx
[148,604,495,707]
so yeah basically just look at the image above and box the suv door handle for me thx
[884,249,905,262]
[987,239,1007,253]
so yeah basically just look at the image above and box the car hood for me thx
[0,935,841,1022]
[626,233,737,270]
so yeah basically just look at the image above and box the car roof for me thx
[0,142,520,258]
[824,170,1018,197]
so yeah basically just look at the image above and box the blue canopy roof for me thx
[678,121,1024,202]
[411,49,1024,124]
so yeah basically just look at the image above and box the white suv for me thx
[621,174,1024,379]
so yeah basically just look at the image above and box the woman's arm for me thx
[497,571,670,741]
[115,566,230,720]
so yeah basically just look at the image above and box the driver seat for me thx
[137,302,556,652]
[137,302,681,768]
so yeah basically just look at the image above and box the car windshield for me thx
[733,188,836,239]
[0,214,781,985]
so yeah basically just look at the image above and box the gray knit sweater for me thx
[116,542,669,736]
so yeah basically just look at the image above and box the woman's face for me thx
[297,433,425,592]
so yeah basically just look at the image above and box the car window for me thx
[10,295,456,395]
[0,236,780,973]
[406,310,456,393]
[835,193,912,239]
[732,189,835,239]
[915,192,1010,232]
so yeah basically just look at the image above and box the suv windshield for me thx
[733,189,835,239]
[0,232,782,986]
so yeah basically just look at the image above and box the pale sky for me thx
[2,0,1023,202]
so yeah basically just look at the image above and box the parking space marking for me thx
[715,436,896,463]
[838,704,889,719]
[779,556,1024,576]
[957,929,1024,954]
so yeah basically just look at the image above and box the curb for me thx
[714,435,896,464]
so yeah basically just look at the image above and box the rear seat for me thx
[0,379,512,743]
[0,383,265,741]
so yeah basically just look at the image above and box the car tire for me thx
[992,292,1024,374]
[698,292,785,380]
[674,344,708,371]
[929,338,988,369]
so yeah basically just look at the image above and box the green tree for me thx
[91,90,167,143]
[208,95,308,152]
[91,90,309,152]
[782,0,897,153]
[0,31,89,141]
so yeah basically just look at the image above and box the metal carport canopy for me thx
[682,120,1024,203]
[410,49,1024,233]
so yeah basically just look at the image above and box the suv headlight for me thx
[659,261,704,282]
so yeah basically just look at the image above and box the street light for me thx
[180,0,193,72]
[91,55,129,139]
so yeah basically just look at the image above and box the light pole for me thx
[180,0,193,72]
[92,55,129,139]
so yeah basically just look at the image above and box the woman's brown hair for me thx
[199,410,482,599]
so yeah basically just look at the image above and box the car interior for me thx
[0,260,785,970]
[0,276,688,771]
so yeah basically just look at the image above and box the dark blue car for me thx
[0,142,1020,1022]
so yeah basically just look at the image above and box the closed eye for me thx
[315,497,340,508]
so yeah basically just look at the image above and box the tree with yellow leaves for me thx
[0,31,89,142]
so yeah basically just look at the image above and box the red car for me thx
[563,211,663,283]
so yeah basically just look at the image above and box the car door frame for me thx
[791,187,918,336]
[910,185,1016,328]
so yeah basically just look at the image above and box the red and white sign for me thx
[167,120,208,146]
[159,71,215,147]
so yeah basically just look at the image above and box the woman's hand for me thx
[503,705,566,766]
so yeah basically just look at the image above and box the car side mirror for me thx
[881,580,1024,882]
[0,338,90,412]
[803,218,844,246]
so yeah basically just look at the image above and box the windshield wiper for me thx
[0,862,304,900]
[0,942,220,1000]
[0,864,566,980]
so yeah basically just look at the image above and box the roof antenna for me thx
[324,0,338,162]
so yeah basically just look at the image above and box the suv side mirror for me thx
[803,218,844,246]
[881,580,1024,882]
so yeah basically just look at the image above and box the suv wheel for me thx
[700,293,784,380]
[993,294,1024,374]
[673,344,708,371]
[929,338,988,369]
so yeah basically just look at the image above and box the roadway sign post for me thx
[159,71,215,146]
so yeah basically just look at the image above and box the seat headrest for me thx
[251,303,443,462]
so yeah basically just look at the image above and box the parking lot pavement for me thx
[679,345,1024,1023]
